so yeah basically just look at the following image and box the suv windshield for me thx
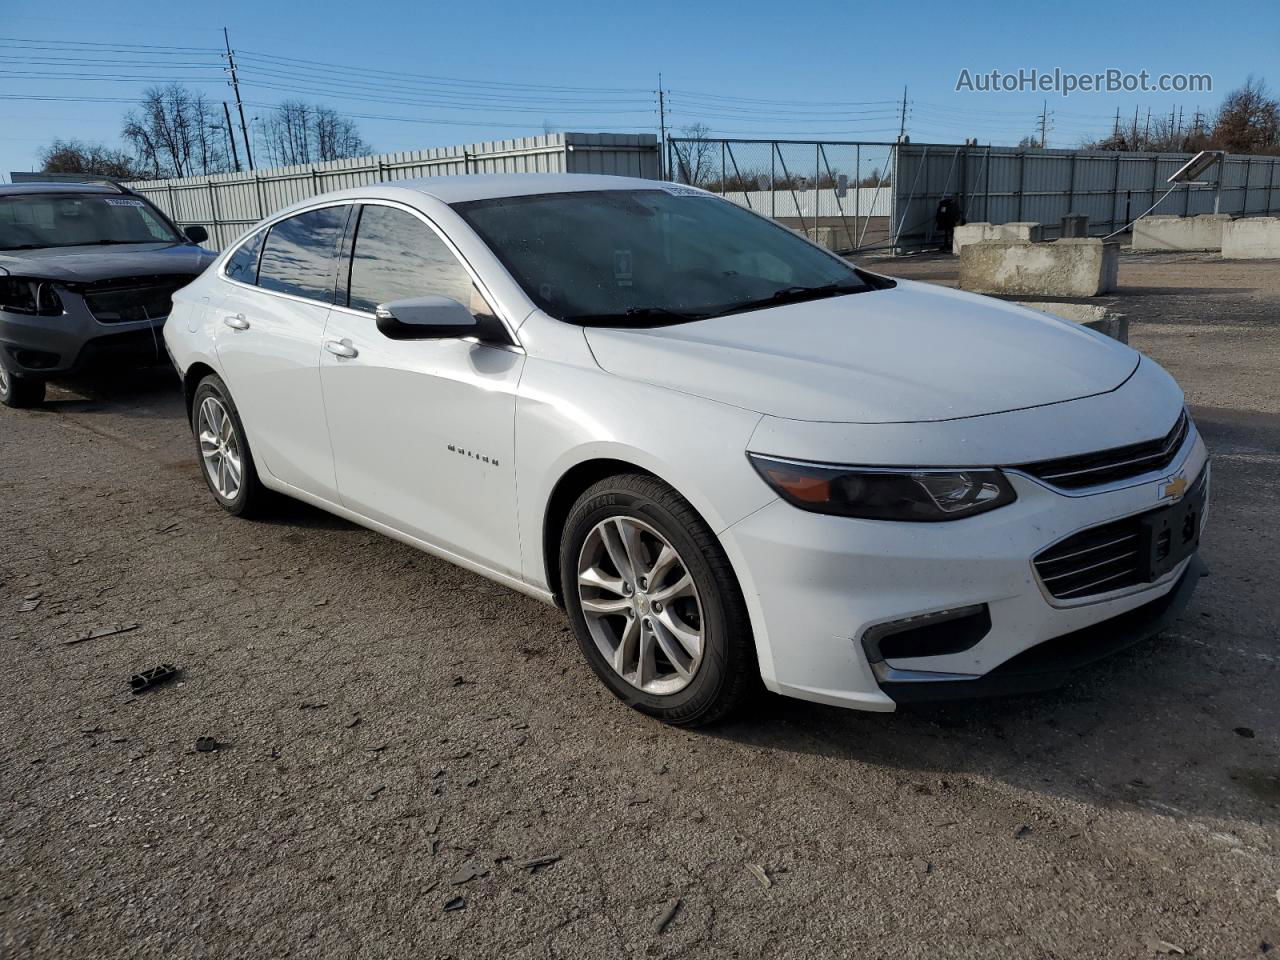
[453,189,881,326]
[0,192,184,251]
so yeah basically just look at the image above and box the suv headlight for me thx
[0,277,63,316]
[748,454,1017,521]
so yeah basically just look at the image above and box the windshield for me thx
[0,193,184,251]
[453,189,880,325]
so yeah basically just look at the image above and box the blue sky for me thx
[3,0,1277,180]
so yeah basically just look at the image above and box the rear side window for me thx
[347,205,479,313]
[257,206,348,302]
[224,229,265,284]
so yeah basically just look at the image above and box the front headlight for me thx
[748,454,1017,521]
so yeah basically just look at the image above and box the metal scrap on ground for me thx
[128,664,179,693]
[65,623,139,645]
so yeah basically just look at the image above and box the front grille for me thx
[81,275,195,324]
[1016,411,1189,490]
[1034,469,1206,601]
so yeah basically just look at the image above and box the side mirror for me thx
[375,296,478,340]
[184,225,209,245]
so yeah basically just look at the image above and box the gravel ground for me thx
[2,250,1278,959]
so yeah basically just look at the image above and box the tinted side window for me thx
[224,229,265,284]
[347,206,479,313]
[258,206,348,302]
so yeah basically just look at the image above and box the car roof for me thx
[0,181,124,196]
[366,173,680,204]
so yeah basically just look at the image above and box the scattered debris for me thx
[450,861,489,885]
[440,750,471,760]
[195,737,220,753]
[365,743,387,754]
[654,898,682,935]
[1142,935,1186,955]
[65,623,140,646]
[299,702,328,710]
[746,863,772,888]
[1234,726,1256,738]
[443,896,466,913]
[451,676,475,687]
[345,714,362,729]
[1014,824,1032,839]
[516,854,561,873]
[129,664,179,693]
[25,591,41,600]
[19,598,41,612]
[156,521,180,534]
[914,858,932,875]
[365,785,386,801]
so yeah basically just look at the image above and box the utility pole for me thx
[1037,100,1051,148]
[1143,107,1151,146]
[222,101,242,172]
[223,27,254,171]
[657,73,667,180]
[898,85,908,142]
[1113,107,1121,140]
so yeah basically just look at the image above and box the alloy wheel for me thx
[576,516,705,695]
[0,362,9,395]
[197,396,243,501]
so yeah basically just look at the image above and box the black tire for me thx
[560,474,759,726]
[0,357,45,409]
[190,373,270,518]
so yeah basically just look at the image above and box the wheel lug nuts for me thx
[651,600,662,612]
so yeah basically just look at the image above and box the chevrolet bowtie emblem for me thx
[1162,474,1188,500]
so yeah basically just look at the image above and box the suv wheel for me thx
[0,359,46,409]
[560,474,759,726]
[191,373,270,517]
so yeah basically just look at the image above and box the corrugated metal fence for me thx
[894,143,1280,248]
[125,132,659,249]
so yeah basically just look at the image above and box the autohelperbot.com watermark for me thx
[955,68,1212,98]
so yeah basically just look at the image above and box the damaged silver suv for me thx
[0,180,215,407]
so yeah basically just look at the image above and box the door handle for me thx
[223,314,250,330]
[324,338,358,359]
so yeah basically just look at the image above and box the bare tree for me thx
[671,123,717,186]
[262,101,370,166]
[39,139,148,180]
[1211,77,1280,155]
[121,84,229,178]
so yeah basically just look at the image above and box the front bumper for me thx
[0,300,167,378]
[720,430,1210,712]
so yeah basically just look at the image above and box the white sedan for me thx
[165,174,1208,725]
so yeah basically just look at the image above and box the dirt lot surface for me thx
[3,251,1279,959]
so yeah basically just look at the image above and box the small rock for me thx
[365,785,386,801]
[443,896,466,912]
[1143,935,1186,955]
[654,898,682,935]
[450,861,488,885]
[345,715,362,729]
[195,737,219,753]
[914,858,932,874]
[1234,726,1256,739]
[1014,824,1032,839]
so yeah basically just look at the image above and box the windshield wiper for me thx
[564,306,709,327]
[709,281,870,318]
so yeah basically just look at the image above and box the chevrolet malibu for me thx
[163,174,1208,726]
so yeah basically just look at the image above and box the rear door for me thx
[214,204,351,502]
[318,202,525,576]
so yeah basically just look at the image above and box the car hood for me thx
[0,242,216,283]
[583,279,1140,424]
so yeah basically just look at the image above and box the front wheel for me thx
[560,474,758,726]
[0,358,45,409]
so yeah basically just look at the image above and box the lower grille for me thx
[81,275,195,324]
[1034,469,1205,600]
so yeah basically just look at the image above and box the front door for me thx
[318,203,525,577]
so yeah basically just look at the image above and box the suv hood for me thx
[583,279,1139,424]
[0,242,215,283]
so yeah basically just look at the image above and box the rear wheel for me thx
[560,474,758,726]
[191,374,270,517]
[0,358,45,409]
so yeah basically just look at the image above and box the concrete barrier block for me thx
[1222,217,1280,259]
[1132,214,1233,252]
[951,221,1043,255]
[1017,301,1129,343]
[959,238,1119,297]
